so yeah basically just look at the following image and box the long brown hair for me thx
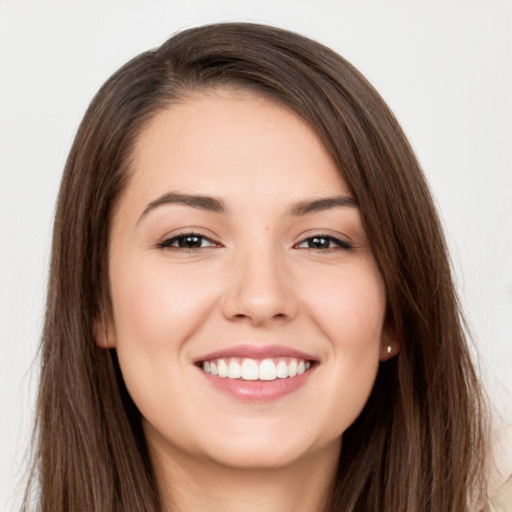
[25,22,489,511]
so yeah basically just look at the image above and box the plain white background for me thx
[1,1,511,509]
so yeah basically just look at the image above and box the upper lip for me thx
[194,344,318,363]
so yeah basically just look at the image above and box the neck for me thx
[150,439,340,512]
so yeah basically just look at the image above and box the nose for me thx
[221,245,298,326]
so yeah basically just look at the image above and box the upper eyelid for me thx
[295,229,354,245]
[159,229,219,242]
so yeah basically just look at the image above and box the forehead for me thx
[125,90,351,211]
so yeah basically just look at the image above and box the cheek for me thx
[299,262,386,421]
[301,264,387,351]
[108,260,220,434]
[109,259,220,353]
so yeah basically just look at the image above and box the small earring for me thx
[386,345,392,355]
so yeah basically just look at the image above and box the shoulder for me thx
[483,474,512,512]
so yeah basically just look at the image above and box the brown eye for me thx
[159,234,218,250]
[297,235,352,250]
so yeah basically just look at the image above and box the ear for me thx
[379,323,400,362]
[94,311,116,349]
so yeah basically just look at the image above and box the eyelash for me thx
[157,232,219,250]
[157,232,353,251]
[295,235,353,251]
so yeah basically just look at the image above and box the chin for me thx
[203,446,314,471]
[194,426,341,472]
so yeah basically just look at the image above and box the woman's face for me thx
[104,90,394,471]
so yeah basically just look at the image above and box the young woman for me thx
[24,22,492,511]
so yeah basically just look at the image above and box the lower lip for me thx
[199,366,315,401]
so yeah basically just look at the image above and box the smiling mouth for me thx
[198,357,314,381]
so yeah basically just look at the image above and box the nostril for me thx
[221,278,298,325]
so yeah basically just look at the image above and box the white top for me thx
[484,475,512,512]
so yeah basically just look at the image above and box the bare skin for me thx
[150,434,339,512]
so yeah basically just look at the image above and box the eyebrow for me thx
[138,192,227,222]
[138,191,358,222]
[288,195,358,215]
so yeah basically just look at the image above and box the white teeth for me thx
[201,357,313,381]
[227,360,242,379]
[259,359,277,380]
[217,359,228,377]
[241,358,259,380]
[276,360,288,378]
